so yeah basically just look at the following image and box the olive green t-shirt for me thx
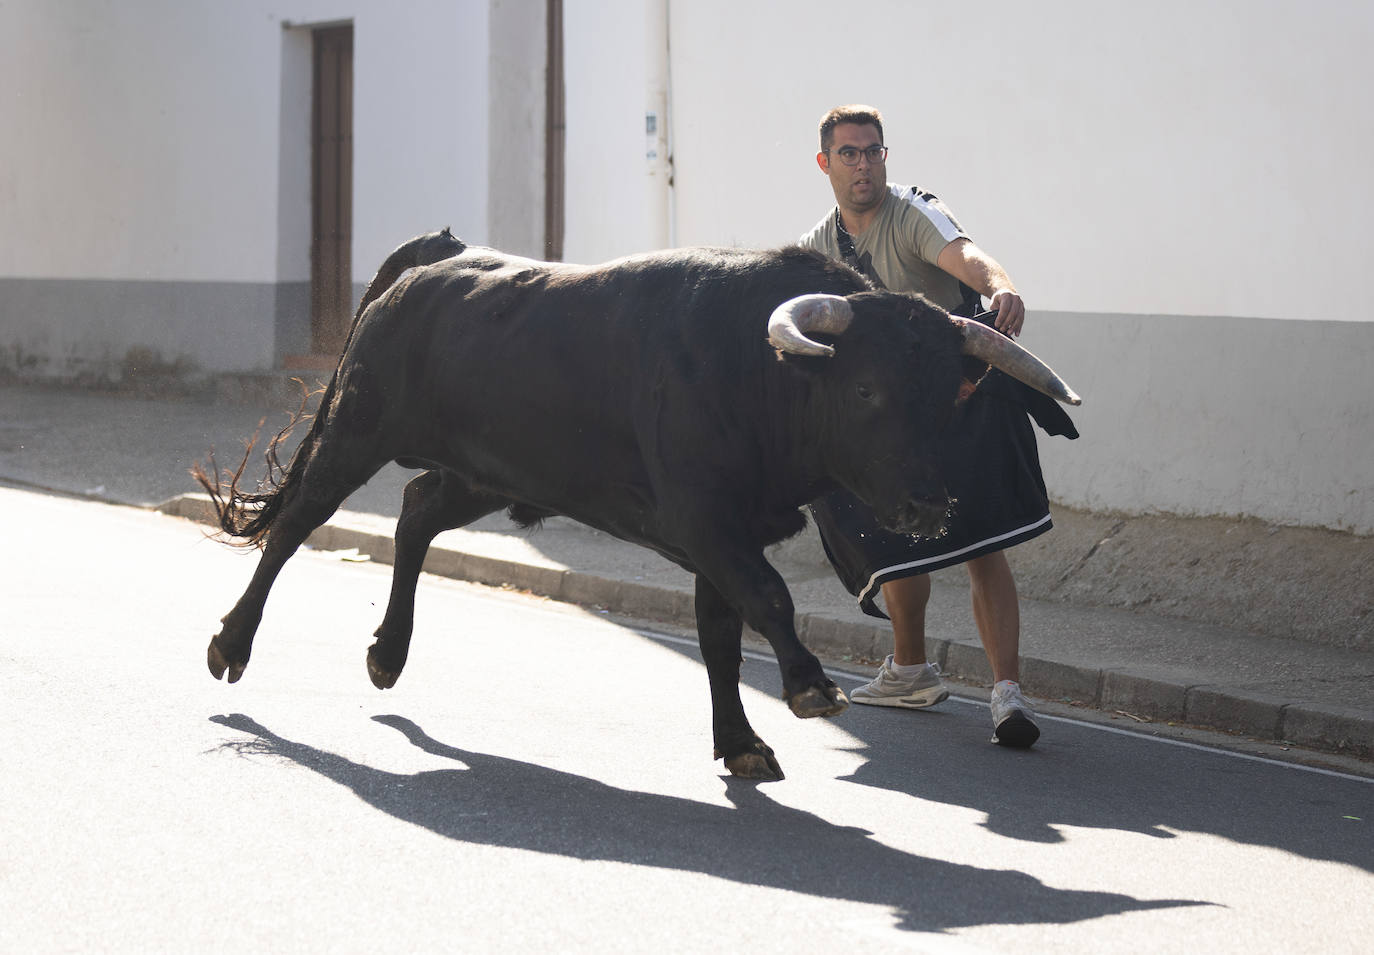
[798,183,968,312]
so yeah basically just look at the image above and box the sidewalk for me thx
[4,381,1371,761]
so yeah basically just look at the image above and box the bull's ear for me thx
[956,359,990,403]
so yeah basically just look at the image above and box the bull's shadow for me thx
[704,645,1374,873]
[211,712,1198,933]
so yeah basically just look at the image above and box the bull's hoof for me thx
[785,681,849,719]
[715,743,784,781]
[206,637,247,684]
[366,647,402,690]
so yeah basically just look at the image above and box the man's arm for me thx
[936,237,1025,337]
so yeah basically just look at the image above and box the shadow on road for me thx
[712,648,1374,875]
[210,712,1199,933]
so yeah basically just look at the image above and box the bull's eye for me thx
[856,383,877,402]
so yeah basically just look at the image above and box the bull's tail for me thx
[191,382,326,548]
[192,227,467,549]
[339,226,465,366]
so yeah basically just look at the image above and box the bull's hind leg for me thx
[208,453,385,683]
[366,469,503,689]
[695,577,783,780]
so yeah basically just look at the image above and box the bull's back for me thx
[395,244,775,416]
[338,244,864,542]
[346,250,677,511]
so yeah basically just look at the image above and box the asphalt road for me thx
[3,484,1371,953]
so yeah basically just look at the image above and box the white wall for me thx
[1,0,1369,532]
[1031,311,1374,533]
[352,1,494,270]
[562,0,658,264]
[0,1,291,281]
[551,0,1374,534]
[565,0,1374,326]
[0,0,505,376]
[0,0,494,285]
[486,0,547,258]
[678,0,1374,323]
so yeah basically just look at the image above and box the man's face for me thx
[818,122,886,213]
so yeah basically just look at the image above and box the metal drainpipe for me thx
[545,0,565,261]
[645,0,673,249]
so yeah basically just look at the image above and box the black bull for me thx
[197,236,1080,780]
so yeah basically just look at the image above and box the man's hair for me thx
[819,104,884,153]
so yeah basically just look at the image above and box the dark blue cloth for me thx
[810,377,1057,618]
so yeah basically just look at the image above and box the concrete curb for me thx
[157,493,1373,759]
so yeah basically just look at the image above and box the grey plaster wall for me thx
[0,278,295,381]
[5,280,1370,537]
[1029,311,1374,535]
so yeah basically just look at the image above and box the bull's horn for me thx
[957,318,1082,406]
[767,294,854,357]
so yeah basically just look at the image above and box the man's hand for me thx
[989,288,1025,338]
[935,238,1026,337]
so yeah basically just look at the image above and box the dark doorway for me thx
[310,24,353,357]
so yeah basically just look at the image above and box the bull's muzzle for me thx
[882,495,951,539]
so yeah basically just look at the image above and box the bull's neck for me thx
[767,371,835,503]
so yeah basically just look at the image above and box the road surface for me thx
[2,485,1370,952]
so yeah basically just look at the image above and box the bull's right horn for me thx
[957,318,1082,406]
[767,294,854,357]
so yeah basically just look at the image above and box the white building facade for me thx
[2,0,1371,533]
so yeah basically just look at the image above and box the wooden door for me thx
[310,25,353,357]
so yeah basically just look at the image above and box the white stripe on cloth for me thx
[856,511,1053,609]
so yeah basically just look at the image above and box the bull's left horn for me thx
[768,294,854,357]
[956,319,1082,405]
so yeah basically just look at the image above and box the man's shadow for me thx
[211,713,1201,933]
[662,642,1374,870]
[816,689,1374,868]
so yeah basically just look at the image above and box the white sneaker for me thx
[850,656,949,709]
[990,680,1040,748]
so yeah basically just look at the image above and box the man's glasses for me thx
[828,145,888,166]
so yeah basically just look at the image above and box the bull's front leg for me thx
[688,543,847,777]
[743,577,849,722]
[694,577,782,780]
[713,554,845,716]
